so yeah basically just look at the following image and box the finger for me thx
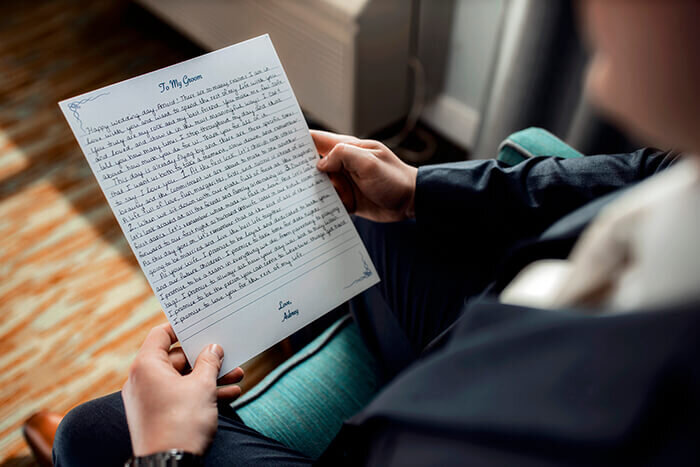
[317,143,377,174]
[168,347,189,373]
[139,323,178,356]
[190,344,224,382]
[328,173,356,213]
[310,130,360,156]
[216,385,242,401]
[217,366,244,385]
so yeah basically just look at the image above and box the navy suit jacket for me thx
[320,149,700,466]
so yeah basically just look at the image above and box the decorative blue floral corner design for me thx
[344,251,373,289]
[67,92,110,134]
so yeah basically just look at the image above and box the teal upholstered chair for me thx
[231,128,584,459]
[497,127,583,165]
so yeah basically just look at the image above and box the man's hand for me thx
[122,323,244,456]
[312,130,418,223]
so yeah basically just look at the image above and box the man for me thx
[52,0,700,465]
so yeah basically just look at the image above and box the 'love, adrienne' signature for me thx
[282,309,299,322]
[279,299,299,322]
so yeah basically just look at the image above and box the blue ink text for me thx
[159,74,203,93]
[279,299,299,322]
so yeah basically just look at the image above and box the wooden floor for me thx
[0,2,287,464]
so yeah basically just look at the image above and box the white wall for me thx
[421,0,506,151]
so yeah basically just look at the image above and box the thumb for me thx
[310,130,360,156]
[317,143,376,175]
[191,344,223,381]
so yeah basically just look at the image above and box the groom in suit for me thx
[52,0,700,465]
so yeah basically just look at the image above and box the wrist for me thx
[132,423,206,457]
[125,450,203,466]
[403,166,417,219]
[133,441,204,458]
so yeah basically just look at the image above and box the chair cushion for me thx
[231,315,379,459]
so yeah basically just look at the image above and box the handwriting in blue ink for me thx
[159,74,203,93]
[279,299,299,322]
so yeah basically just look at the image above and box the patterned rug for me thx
[0,2,213,463]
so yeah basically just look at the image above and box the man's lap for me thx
[54,219,486,465]
[53,391,313,466]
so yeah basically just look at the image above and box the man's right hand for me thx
[312,130,418,223]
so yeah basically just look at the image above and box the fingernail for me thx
[209,344,224,360]
[317,157,326,168]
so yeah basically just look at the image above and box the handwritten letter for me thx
[59,35,379,375]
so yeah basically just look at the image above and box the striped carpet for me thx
[0,2,287,464]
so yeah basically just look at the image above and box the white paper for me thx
[59,35,379,376]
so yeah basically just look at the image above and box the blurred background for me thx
[0,0,636,464]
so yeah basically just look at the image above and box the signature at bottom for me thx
[281,309,299,322]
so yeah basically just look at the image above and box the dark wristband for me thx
[125,449,203,466]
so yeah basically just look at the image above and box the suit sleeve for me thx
[414,148,676,249]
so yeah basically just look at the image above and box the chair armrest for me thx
[498,127,584,165]
[232,316,379,459]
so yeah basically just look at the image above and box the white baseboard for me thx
[421,94,480,151]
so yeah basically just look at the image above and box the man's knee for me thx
[53,392,131,467]
[53,401,90,464]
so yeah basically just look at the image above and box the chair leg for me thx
[23,411,63,467]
